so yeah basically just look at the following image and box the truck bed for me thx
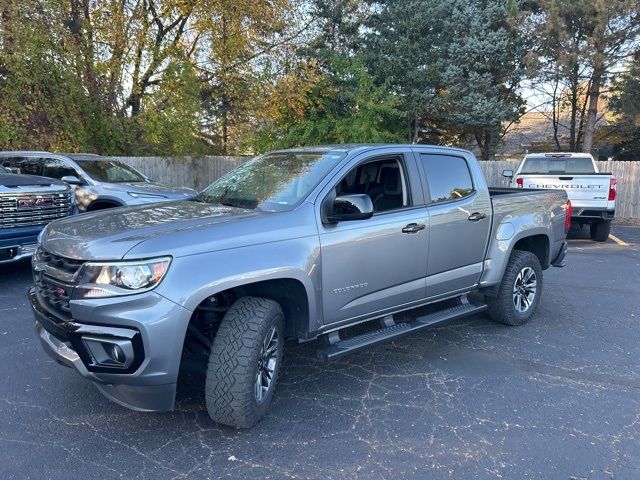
[487,187,568,268]
[488,187,552,197]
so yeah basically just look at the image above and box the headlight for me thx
[36,228,46,245]
[74,257,171,298]
[128,192,167,199]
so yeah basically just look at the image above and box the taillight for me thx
[565,200,572,233]
[516,177,523,188]
[608,178,617,201]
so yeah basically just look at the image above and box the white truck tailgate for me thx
[518,174,611,209]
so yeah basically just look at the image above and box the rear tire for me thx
[590,220,611,242]
[486,250,543,326]
[205,297,284,429]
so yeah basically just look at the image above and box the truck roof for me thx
[270,144,473,155]
[0,151,107,162]
[0,150,52,156]
[524,152,595,159]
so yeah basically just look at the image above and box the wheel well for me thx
[513,234,550,269]
[180,279,310,372]
[86,199,122,211]
[231,279,309,338]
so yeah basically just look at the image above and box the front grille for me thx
[34,248,84,319]
[35,275,73,316]
[0,191,72,228]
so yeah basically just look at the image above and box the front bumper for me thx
[0,243,37,264]
[29,286,191,412]
[0,225,43,264]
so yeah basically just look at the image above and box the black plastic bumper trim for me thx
[28,287,145,374]
[551,241,568,268]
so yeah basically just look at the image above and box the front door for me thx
[318,151,429,326]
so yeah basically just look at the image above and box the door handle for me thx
[402,223,426,234]
[468,212,486,222]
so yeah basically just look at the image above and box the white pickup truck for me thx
[504,153,616,242]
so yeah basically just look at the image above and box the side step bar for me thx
[317,299,488,361]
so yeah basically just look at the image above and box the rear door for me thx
[415,150,492,299]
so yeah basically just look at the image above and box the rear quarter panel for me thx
[480,189,567,288]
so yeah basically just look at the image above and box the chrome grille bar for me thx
[0,192,72,228]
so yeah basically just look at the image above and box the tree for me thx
[605,51,640,160]
[0,0,91,151]
[195,0,295,154]
[250,57,405,150]
[365,0,525,159]
[524,0,640,152]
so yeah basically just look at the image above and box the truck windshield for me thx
[0,165,8,173]
[76,159,146,183]
[521,157,595,174]
[197,150,346,211]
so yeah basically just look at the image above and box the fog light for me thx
[108,343,125,363]
[81,336,134,369]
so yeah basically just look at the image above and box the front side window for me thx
[198,150,346,211]
[76,159,146,183]
[420,154,474,203]
[42,158,78,180]
[335,157,410,212]
[0,157,43,176]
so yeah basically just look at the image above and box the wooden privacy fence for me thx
[113,156,247,191]
[116,156,640,219]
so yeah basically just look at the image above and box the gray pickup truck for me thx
[29,145,569,428]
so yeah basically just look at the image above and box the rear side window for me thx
[0,157,43,176]
[420,154,474,203]
[520,157,595,174]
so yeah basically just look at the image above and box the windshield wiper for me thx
[218,200,242,208]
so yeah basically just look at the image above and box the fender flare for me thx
[180,267,320,336]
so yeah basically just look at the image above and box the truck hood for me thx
[100,181,196,198]
[40,200,315,260]
[0,174,66,189]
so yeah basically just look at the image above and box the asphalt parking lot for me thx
[1,222,639,480]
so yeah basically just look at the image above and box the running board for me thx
[316,300,487,361]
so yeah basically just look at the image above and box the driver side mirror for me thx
[61,175,83,185]
[502,169,514,178]
[326,194,374,223]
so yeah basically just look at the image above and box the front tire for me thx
[486,250,543,326]
[205,297,284,428]
[590,220,611,242]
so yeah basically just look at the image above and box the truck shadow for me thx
[173,311,502,427]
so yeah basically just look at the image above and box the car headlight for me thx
[73,257,171,298]
[36,228,46,245]
[128,192,167,199]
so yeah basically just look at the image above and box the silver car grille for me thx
[0,191,72,228]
